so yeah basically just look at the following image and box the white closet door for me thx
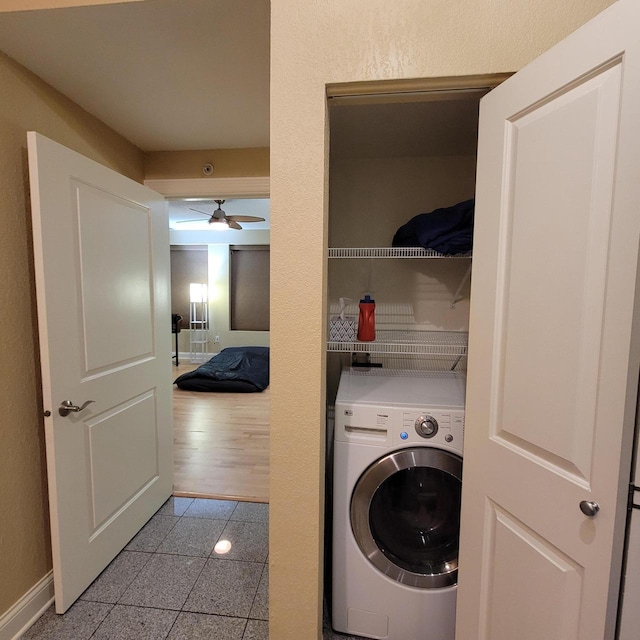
[457,1,640,638]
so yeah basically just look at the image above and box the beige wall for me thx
[144,148,269,180]
[269,1,616,638]
[0,0,142,11]
[0,50,143,615]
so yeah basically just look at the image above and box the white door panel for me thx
[87,390,158,528]
[487,507,582,640]
[498,64,621,483]
[77,182,154,369]
[28,132,173,613]
[457,1,640,638]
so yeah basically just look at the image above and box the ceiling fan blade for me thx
[227,215,266,223]
[228,219,243,230]
[175,218,210,224]
[189,207,212,216]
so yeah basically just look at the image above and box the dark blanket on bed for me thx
[174,346,270,392]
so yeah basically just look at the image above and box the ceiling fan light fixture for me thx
[186,199,262,230]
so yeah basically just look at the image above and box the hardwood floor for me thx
[171,361,270,503]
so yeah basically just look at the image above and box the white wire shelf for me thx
[328,247,472,258]
[327,329,468,356]
[341,367,467,378]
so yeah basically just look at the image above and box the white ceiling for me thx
[0,0,270,152]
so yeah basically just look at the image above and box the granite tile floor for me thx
[22,497,269,640]
[21,496,361,640]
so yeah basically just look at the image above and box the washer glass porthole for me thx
[350,447,462,589]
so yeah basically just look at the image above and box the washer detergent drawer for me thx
[335,402,392,445]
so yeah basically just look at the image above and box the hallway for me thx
[20,497,361,639]
[22,498,268,639]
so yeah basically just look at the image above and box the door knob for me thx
[579,500,600,517]
[58,399,95,417]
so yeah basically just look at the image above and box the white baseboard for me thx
[0,572,54,640]
[172,351,215,365]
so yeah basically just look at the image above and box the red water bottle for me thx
[357,295,376,341]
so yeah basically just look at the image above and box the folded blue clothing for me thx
[392,199,474,254]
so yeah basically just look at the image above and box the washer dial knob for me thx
[415,415,438,438]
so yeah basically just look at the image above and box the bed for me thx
[173,346,270,392]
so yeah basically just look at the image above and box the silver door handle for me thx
[579,500,600,517]
[58,399,95,417]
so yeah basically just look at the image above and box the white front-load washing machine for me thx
[332,369,465,640]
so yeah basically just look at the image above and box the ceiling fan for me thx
[184,199,265,230]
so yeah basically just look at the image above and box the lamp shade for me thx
[190,283,208,303]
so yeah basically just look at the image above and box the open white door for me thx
[457,1,640,639]
[28,132,173,613]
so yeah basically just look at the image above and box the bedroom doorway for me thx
[162,188,271,503]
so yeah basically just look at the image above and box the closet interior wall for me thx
[326,92,484,403]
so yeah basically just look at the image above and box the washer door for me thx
[350,447,462,589]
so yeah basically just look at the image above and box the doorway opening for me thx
[146,179,271,504]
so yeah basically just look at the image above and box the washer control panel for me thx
[334,401,464,452]
[402,409,464,450]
